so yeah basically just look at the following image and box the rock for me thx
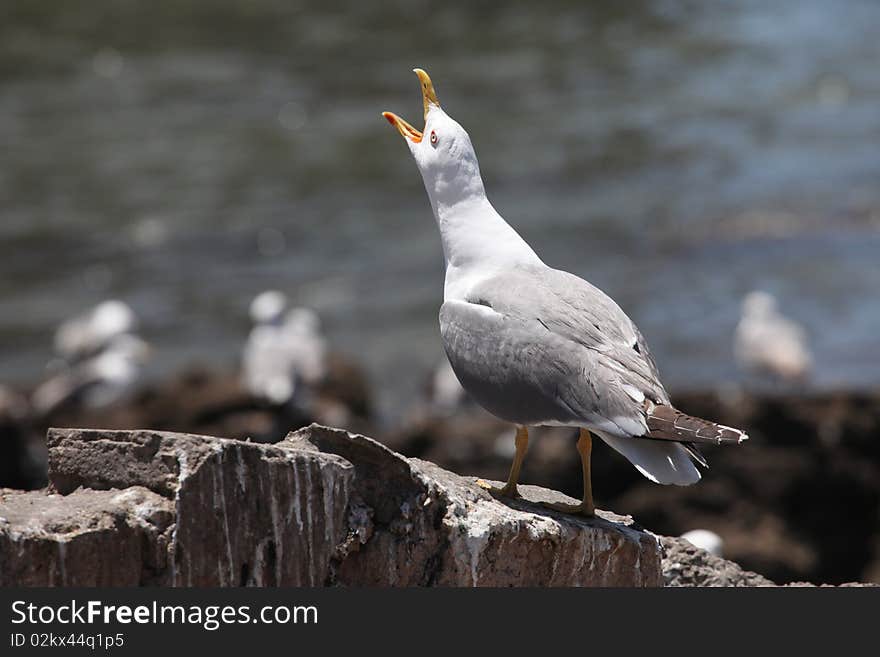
[0,486,173,586]
[0,424,663,587]
[46,427,354,586]
[167,432,352,586]
[661,536,775,587]
[289,425,662,586]
[393,390,880,585]
[6,366,880,585]
[661,536,879,587]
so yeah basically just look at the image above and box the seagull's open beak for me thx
[382,68,441,144]
[382,111,423,143]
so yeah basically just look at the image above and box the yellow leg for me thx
[477,426,529,498]
[541,429,595,517]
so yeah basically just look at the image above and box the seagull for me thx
[53,299,137,364]
[32,333,151,415]
[242,291,327,406]
[734,290,812,383]
[383,69,748,516]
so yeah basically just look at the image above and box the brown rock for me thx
[48,428,184,497]
[47,428,354,586]
[167,435,353,586]
[661,536,775,587]
[661,535,879,587]
[3,424,664,587]
[0,486,172,586]
[288,425,662,587]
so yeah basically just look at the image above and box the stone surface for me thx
[0,424,664,586]
[289,426,661,586]
[0,486,172,586]
[661,536,879,587]
[168,433,352,586]
[46,428,353,586]
[661,536,775,587]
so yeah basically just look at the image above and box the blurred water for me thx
[1,0,879,420]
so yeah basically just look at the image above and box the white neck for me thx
[423,181,541,301]
[410,109,543,300]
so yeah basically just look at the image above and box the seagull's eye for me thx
[430,130,438,146]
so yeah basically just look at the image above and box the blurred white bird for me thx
[734,291,812,383]
[242,291,327,406]
[32,333,151,415]
[680,529,724,557]
[33,300,149,415]
[54,299,137,363]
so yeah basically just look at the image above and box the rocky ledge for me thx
[1,425,663,587]
[660,536,875,587]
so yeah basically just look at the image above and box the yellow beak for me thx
[382,111,423,143]
[382,68,441,143]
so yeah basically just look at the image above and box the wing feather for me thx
[468,265,669,404]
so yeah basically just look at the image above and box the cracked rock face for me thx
[0,486,173,586]
[44,428,353,586]
[289,427,661,586]
[0,425,662,587]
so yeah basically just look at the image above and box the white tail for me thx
[597,431,702,486]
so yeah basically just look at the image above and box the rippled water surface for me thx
[2,1,879,418]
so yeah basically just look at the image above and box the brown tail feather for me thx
[644,401,748,446]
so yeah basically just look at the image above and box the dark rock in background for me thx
[627,390,880,586]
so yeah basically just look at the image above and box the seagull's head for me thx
[742,290,777,317]
[250,290,288,325]
[383,69,485,211]
[92,300,137,340]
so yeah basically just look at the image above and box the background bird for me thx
[32,332,151,415]
[383,69,748,516]
[53,299,137,364]
[242,290,328,408]
[735,290,812,385]
[32,300,149,415]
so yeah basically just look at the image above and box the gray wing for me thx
[469,265,669,401]
[439,264,670,436]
